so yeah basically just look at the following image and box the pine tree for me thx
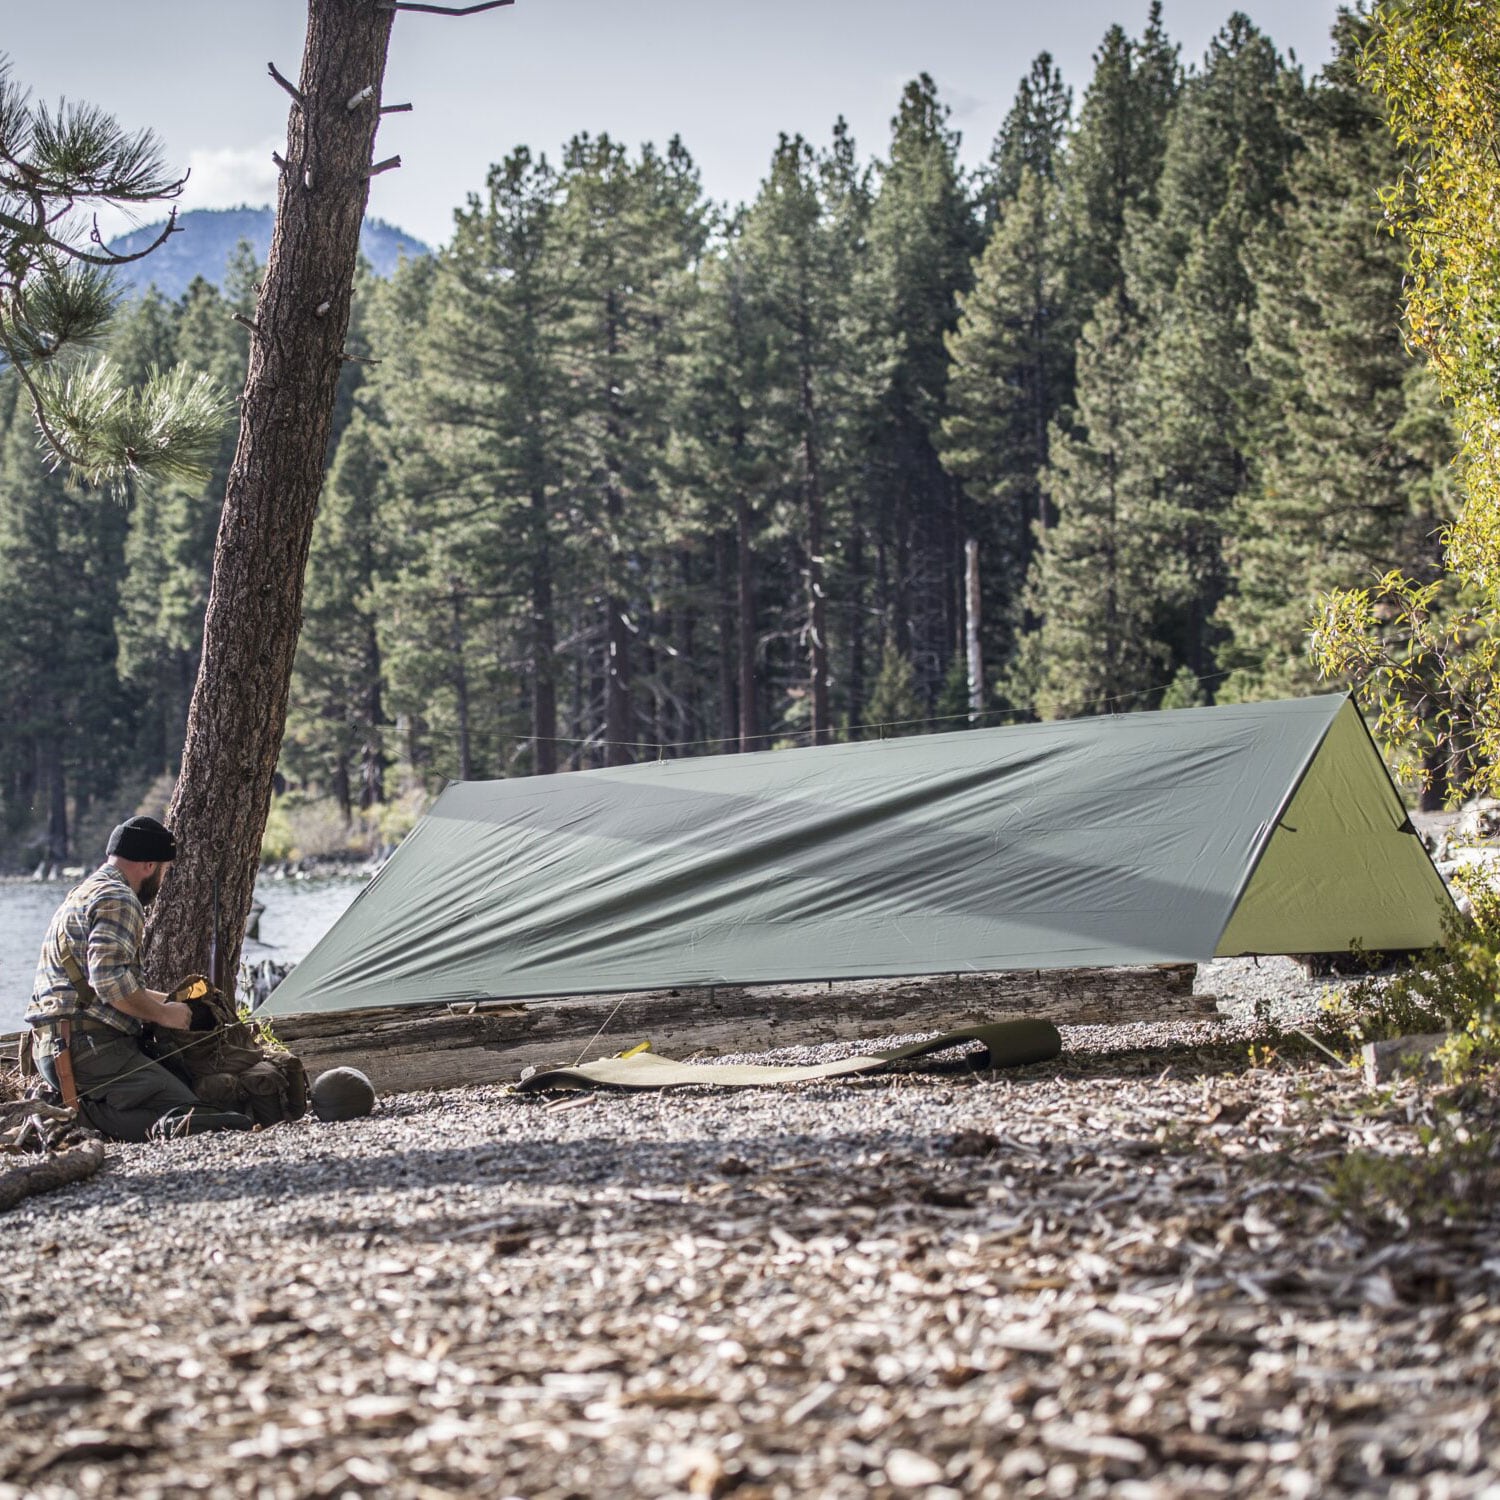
[1124,15,1303,686]
[149,0,406,984]
[285,412,392,813]
[552,134,707,764]
[864,637,923,739]
[741,133,859,744]
[0,386,130,862]
[115,274,252,775]
[1014,6,1180,713]
[1220,16,1457,700]
[393,148,571,777]
[817,118,877,731]
[941,167,1071,690]
[983,52,1072,216]
[667,214,772,751]
[860,75,979,698]
[1020,295,1167,718]
[1062,8,1180,313]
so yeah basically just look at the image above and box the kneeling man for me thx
[26,815,253,1142]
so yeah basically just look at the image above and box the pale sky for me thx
[5,0,1346,249]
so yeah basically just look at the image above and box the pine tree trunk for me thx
[676,551,697,750]
[799,367,829,745]
[451,592,472,780]
[360,619,384,807]
[604,579,630,764]
[965,537,984,721]
[569,602,586,771]
[714,529,737,752]
[735,494,758,751]
[175,649,192,768]
[529,486,558,776]
[804,477,830,743]
[145,0,395,986]
[599,286,634,768]
[332,755,352,822]
[846,497,868,731]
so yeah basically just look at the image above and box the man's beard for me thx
[138,869,163,906]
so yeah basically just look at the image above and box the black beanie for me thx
[106,816,177,863]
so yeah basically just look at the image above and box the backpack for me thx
[147,977,308,1127]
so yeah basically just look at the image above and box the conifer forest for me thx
[0,8,1458,866]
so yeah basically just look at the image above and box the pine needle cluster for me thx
[0,57,225,486]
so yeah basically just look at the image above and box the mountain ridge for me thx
[106,206,432,300]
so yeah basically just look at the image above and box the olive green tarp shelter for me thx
[263,694,1453,1018]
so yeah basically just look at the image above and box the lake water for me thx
[0,873,368,1033]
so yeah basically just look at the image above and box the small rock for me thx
[1361,1032,1448,1086]
[885,1449,945,1488]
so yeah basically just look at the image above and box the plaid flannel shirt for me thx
[26,864,145,1035]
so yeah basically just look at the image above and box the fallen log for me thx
[1,966,1209,1098]
[265,965,1207,1096]
[0,1139,106,1213]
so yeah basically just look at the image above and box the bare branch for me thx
[380,102,414,115]
[232,313,262,335]
[347,85,376,112]
[368,155,402,178]
[267,61,304,107]
[340,351,381,365]
[272,151,289,173]
[376,0,515,12]
[51,206,180,268]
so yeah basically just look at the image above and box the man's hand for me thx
[156,1000,194,1030]
[110,988,194,1027]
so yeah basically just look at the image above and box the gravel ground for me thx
[3,959,1498,1499]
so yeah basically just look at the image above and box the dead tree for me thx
[145,0,513,988]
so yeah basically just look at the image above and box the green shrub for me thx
[1331,1102,1500,1234]
[1322,868,1500,1080]
[259,789,430,865]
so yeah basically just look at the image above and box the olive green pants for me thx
[34,1024,254,1144]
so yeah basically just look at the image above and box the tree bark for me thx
[735,494,757,752]
[450,591,472,781]
[145,0,396,986]
[529,486,558,777]
[964,537,983,722]
[331,754,352,822]
[846,496,868,732]
[603,290,632,768]
[799,359,829,745]
[714,528,737,751]
[359,617,384,807]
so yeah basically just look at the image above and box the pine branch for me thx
[0,318,95,471]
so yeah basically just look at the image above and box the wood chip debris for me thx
[1,976,1497,1498]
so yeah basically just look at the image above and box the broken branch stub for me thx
[267,61,305,106]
